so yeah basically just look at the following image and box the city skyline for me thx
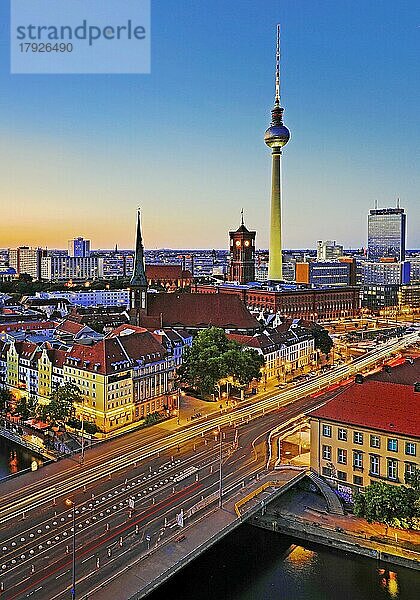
[1,1,419,250]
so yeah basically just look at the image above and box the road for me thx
[0,330,417,599]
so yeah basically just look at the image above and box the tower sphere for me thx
[264,123,290,148]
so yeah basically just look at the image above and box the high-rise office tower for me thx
[367,204,406,262]
[8,246,43,280]
[68,237,91,258]
[264,25,291,281]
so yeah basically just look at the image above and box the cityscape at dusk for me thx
[1,0,419,250]
[0,2,419,600]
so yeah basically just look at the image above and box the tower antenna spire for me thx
[241,208,244,225]
[275,24,281,106]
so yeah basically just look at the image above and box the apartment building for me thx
[309,380,419,499]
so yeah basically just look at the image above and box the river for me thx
[0,437,43,480]
[148,524,418,600]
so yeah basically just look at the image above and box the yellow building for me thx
[309,379,419,497]
[64,331,175,433]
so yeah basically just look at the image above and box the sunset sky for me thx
[1,0,419,251]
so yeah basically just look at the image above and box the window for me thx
[353,475,363,486]
[322,445,331,460]
[370,455,380,476]
[338,428,347,441]
[370,435,380,449]
[322,466,332,478]
[322,424,332,438]
[353,431,363,445]
[387,459,398,481]
[337,448,347,464]
[405,442,416,456]
[353,451,363,470]
[387,438,398,452]
[337,471,347,481]
[405,463,416,484]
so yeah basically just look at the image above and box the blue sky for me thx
[0,0,419,250]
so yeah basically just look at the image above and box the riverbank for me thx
[251,485,420,571]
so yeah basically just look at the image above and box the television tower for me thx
[264,25,291,281]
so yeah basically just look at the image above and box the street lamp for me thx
[176,389,186,426]
[218,426,223,509]
[64,498,76,600]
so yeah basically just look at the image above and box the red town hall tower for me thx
[228,211,256,284]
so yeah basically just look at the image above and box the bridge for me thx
[0,332,417,599]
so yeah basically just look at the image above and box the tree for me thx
[0,388,13,412]
[14,397,35,421]
[311,325,334,356]
[41,383,82,424]
[354,481,420,530]
[178,327,264,397]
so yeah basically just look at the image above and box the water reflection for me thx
[148,526,418,600]
[379,569,399,598]
[0,438,42,480]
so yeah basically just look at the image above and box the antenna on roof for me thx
[275,24,281,106]
[241,208,244,225]
[396,197,400,209]
[374,199,378,210]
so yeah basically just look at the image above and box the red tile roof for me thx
[145,265,192,281]
[369,357,420,386]
[0,321,56,332]
[147,293,260,330]
[108,324,148,337]
[309,381,420,438]
[56,319,86,335]
[67,332,166,375]
[226,334,261,348]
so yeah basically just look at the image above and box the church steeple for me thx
[129,209,148,323]
[130,209,148,287]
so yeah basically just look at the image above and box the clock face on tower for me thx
[244,240,250,247]
[235,240,241,247]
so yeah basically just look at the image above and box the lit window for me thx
[387,438,398,452]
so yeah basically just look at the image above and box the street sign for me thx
[31,460,38,472]
[128,497,135,510]
[145,534,151,541]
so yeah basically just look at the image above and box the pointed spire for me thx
[275,24,281,107]
[130,209,148,287]
[241,208,244,226]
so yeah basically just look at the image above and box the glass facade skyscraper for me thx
[367,208,406,262]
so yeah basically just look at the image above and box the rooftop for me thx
[147,293,260,331]
[369,357,420,386]
[309,380,420,438]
